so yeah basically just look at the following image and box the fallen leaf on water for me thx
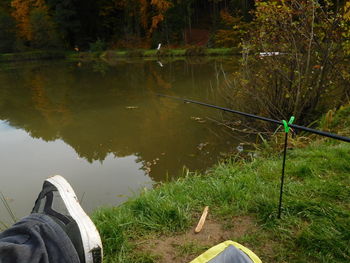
[197,142,209,150]
[191,116,206,123]
[5,197,14,202]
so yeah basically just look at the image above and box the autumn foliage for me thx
[0,0,350,52]
[149,0,173,33]
[11,0,47,41]
[223,0,350,124]
[214,9,248,47]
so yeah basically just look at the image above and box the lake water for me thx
[0,58,250,224]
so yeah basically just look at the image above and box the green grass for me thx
[170,49,187,56]
[0,51,66,62]
[142,50,159,57]
[0,48,239,63]
[93,139,350,262]
[100,47,238,59]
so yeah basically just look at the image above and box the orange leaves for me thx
[140,0,149,30]
[215,9,248,47]
[220,9,236,26]
[150,14,164,33]
[11,0,47,41]
[11,0,31,40]
[150,0,172,33]
[151,0,172,12]
[99,0,173,40]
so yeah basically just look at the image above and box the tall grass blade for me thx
[0,192,17,223]
[0,220,8,230]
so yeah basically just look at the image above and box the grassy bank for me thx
[0,51,67,63]
[0,48,240,63]
[93,106,350,263]
[99,47,239,59]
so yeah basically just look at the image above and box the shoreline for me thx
[0,48,240,63]
[92,105,350,262]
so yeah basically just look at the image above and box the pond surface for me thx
[0,58,250,224]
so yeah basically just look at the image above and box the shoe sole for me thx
[46,175,103,263]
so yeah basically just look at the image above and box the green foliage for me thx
[89,39,106,52]
[46,0,81,48]
[185,46,206,56]
[342,1,350,55]
[223,0,350,125]
[0,10,16,53]
[1,0,258,50]
[214,10,248,47]
[30,8,61,49]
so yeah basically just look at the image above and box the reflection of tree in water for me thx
[30,74,72,133]
[0,59,244,181]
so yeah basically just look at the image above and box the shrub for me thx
[89,39,106,52]
[125,49,144,57]
[223,0,350,125]
[214,10,248,48]
[30,9,61,49]
[156,48,171,57]
[185,46,206,56]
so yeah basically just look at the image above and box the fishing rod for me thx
[158,93,349,219]
[157,94,350,143]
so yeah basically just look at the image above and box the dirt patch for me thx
[138,215,257,263]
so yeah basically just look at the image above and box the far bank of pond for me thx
[0,48,240,63]
[92,104,350,263]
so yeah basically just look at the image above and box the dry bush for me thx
[222,0,350,127]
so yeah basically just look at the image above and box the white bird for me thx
[157,43,162,50]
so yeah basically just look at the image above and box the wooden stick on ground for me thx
[195,206,209,233]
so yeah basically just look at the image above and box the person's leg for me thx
[0,213,80,263]
[0,175,103,263]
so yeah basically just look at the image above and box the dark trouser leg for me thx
[0,213,80,263]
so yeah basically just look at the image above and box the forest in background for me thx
[0,0,256,52]
[0,1,349,53]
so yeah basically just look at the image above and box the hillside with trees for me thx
[0,0,255,52]
[0,0,349,54]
